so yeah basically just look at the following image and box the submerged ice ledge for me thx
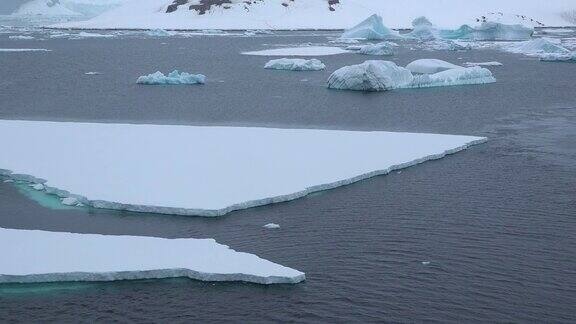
[0,120,486,217]
[0,228,305,285]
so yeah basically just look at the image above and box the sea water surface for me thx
[0,25,575,323]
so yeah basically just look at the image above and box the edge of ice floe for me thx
[0,268,305,285]
[0,136,487,217]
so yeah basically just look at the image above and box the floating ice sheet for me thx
[242,46,348,56]
[264,58,325,71]
[0,48,51,52]
[0,120,485,216]
[0,228,304,284]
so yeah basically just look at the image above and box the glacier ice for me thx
[242,46,348,57]
[341,14,402,40]
[409,66,496,89]
[0,228,305,284]
[0,120,486,216]
[406,59,462,74]
[137,70,206,85]
[264,58,325,71]
[327,60,414,92]
[348,42,397,56]
[440,22,533,41]
[263,223,280,229]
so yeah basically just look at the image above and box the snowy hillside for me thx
[13,0,128,18]
[52,0,576,30]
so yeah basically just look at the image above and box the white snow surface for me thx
[243,46,348,57]
[13,0,129,18]
[0,228,304,284]
[264,58,325,71]
[406,59,462,74]
[51,0,576,30]
[0,120,485,216]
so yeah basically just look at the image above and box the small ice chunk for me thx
[421,261,431,265]
[147,29,172,37]
[61,197,79,206]
[137,70,206,85]
[77,32,115,38]
[31,183,45,190]
[327,60,413,92]
[9,35,35,40]
[263,223,280,229]
[84,72,101,75]
[341,14,402,40]
[242,46,348,56]
[539,52,576,62]
[264,58,325,71]
[0,48,51,52]
[406,59,462,74]
[353,42,397,56]
[464,62,503,67]
[409,66,496,88]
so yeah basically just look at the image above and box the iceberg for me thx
[264,58,325,71]
[327,60,414,91]
[242,46,348,57]
[505,38,571,56]
[0,120,485,216]
[409,67,496,89]
[341,14,402,40]
[137,70,206,85]
[539,53,576,62]
[406,59,462,74]
[406,16,439,41]
[348,42,397,56]
[0,228,304,284]
[440,23,533,41]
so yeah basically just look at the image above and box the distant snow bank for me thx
[0,228,305,284]
[51,0,576,30]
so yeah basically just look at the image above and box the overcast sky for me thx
[0,0,29,14]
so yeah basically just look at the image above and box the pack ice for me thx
[347,42,397,56]
[0,228,304,284]
[328,61,495,92]
[341,15,402,40]
[137,70,206,85]
[264,58,325,71]
[0,120,485,216]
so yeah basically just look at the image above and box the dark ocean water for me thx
[0,29,575,323]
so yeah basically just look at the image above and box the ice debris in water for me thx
[539,53,576,62]
[347,42,397,56]
[9,35,35,40]
[3,179,14,183]
[85,71,101,75]
[147,28,172,37]
[505,38,571,56]
[406,59,462,74]
[61,197,80,206]
[328,60,495,92]
[464,62,503,67]
[422,39,472,51]
[406,16,439,41]
[263,223,280,229]
[327,60,413,91]
[341,14,402,40]
[421,261,431,265]
[137,70,206,85]
[264,58,325,71]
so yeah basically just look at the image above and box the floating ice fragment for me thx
[242,46,348,56]
[409,66,496,89]
[61,197,80,206]
[464,62,503,67]
[85,71,101,75]
[147,28,171,37]
[9,35,34,40]
[327,60,413,91]
[3,179,14,183]
[406,59,462,74]
[341,14,402,40]
[263,223,280,229]
[0,228,305,284]
[0,48,51,52]
[264,58,325,71]
[348,42,397,56]
[137,70,205,85]
[421,261,431,265]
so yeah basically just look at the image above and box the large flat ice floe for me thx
[0,228,304,284]
[0,120,486,216]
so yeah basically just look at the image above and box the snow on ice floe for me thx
[328,61,495,92]
[8,35,35,40]
[0,228,304,284]
[505,38,572,56]
[341,14,402,40]
[137,70,206,85]
[0,120,486,217]
[347,42,397,56]
[0,48,51,52]
[263,223,281,229]
[264,58,325,71]
[242,46,348,57]
[464,61,503,67]
[406,59,462,74]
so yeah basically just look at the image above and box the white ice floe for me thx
[328,60,414,91]
[76,31,115,38]
[421,261,431,265]
[328,61,495,92]
[406,59,462,74]
[84,71,102,75]
[505,38,571,56]
[263,223,281,229]
[464,61,503,67]
[539,52,576,62]
[242,46,348,57]
[0,48,51,52]
[348,42,397,56]
[8,35,35,40]
[137,70,206,85]
[0,120,485,216]
[264,58,325,71]
[0,228,304,284]
[341,14,402,40]
[424,39,472,51]
[409,66,496,89]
